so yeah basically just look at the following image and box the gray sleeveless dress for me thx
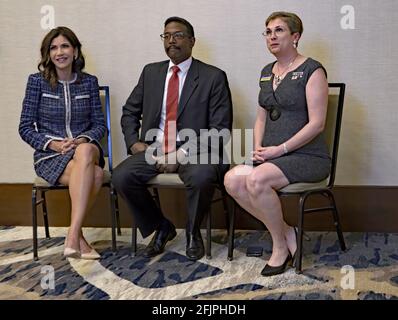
[258,58,331,183]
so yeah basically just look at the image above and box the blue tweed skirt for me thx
[34,142,105,186]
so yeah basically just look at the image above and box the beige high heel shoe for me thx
[81,248,101,260]
[63,247,81,258]
[79,235,101,260]
[64,235,81,258]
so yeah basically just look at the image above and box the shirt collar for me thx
[168,57,192,74]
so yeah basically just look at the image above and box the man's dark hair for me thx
[164,16,195,37]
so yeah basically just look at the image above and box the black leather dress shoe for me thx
[186,231,204,261]
[260,253,292,277]
[143,225,177,258]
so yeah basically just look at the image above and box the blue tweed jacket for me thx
[19,72,106,165]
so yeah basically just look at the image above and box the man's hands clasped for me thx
[152,149,186,173]
[130,142,186,173]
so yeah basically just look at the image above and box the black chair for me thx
[31,86,120,260]
[227,83,347,272]
[115,173,230,259]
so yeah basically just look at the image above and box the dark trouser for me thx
[112,151,228,238]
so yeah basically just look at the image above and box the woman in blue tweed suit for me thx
[19,27,106,260]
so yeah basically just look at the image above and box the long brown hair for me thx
[38,26,85,88]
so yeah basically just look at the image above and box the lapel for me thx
[153,62,169,121]
[178,58,199,119]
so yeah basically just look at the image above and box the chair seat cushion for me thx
[33,170,112,187]
[33,176,53,187]
[146,173,185,188]
[279,179,328,193]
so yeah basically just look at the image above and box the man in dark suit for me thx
[112,16,232,261]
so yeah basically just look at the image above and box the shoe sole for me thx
[186,253,204,261]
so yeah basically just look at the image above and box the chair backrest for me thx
[324,83,345,188]
[99,86,113,173]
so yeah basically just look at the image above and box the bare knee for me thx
[73,143,98,165]
[224,170,246,197]
[94,166,104,188]
[246,172,272,196]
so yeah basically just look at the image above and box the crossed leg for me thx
[224,163,297,266]
[58,143,103,254]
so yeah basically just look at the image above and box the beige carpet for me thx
[0,226,397,300]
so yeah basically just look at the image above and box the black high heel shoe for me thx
[261,252,292,277]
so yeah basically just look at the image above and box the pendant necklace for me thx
[274,55,298,87]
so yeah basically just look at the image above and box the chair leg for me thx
[206,210,212,259]
[153,188,161,208]
[115,193,121,236]
[324,190,346,251]
[227,199,235,261]
[131,220,137,257]
[32,188,38,261]
[295,194,307,273]
[41,191,50,239]
[110,187,117,252]
[221,190,230,240]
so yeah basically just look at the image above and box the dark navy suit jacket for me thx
[121,58,233,156]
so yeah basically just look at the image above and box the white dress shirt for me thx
[156,57,193,144]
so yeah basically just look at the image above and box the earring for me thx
[293,41,297,49]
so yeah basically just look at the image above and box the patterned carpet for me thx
[1,226,398,300]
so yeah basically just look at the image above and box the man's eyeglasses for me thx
[160,32,188,41]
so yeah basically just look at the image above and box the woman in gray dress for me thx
[224,12,330,276]
[19,27,106,260]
